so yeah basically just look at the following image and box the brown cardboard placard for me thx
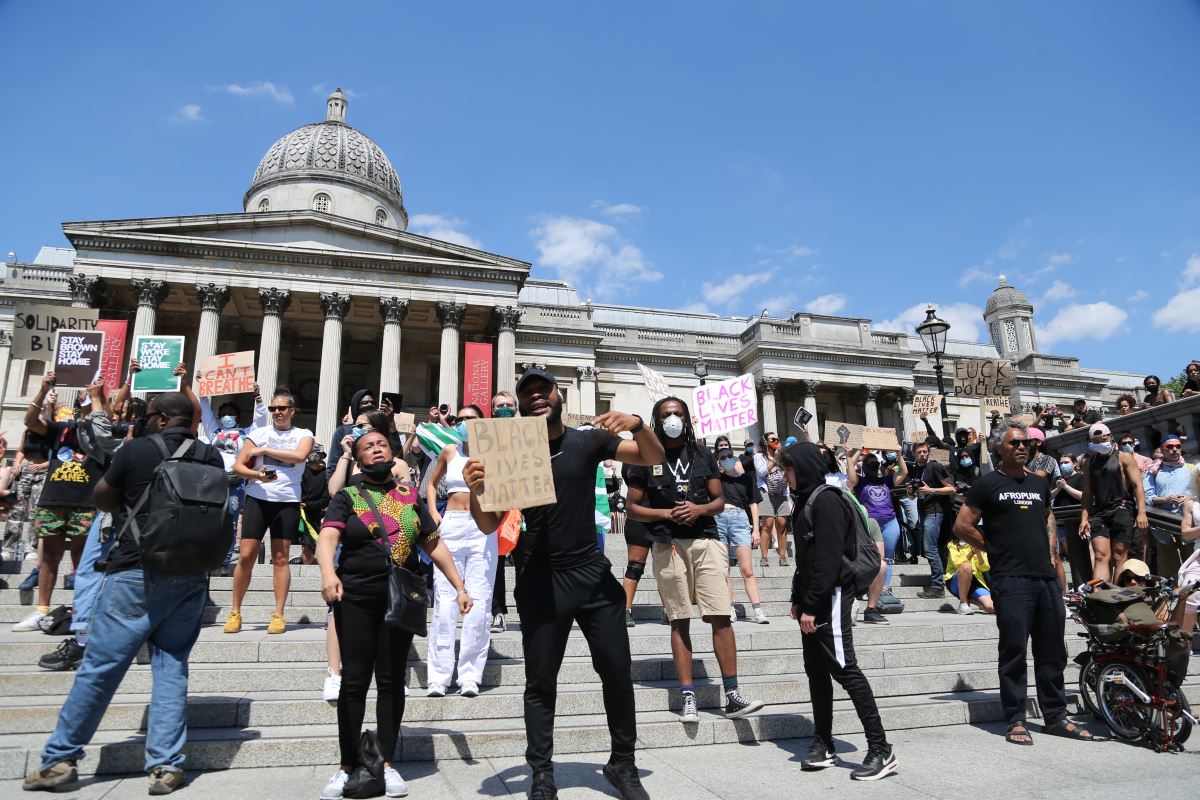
[393,412,417,433]
[983,396,1011,414]
[823,420,865,450]
[953,358,1013,399]
[563,413,594,428]
[466,417,557,512]
[862,426,902,451]
[911,394,942,416]
[927,447,951,465]
[196,350,256,396]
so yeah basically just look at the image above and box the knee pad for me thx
[624,561,646,582]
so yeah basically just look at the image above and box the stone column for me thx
[378,297,409,396]
[759,376,780,436]
[256,288,292,399]
[895,387,915,442]
[316,292,352,446]
[494,307,522,393]
[130,279,169,399]
[799,379,822,441]
[0,329,12,413]
[194,284,231,389]
[863,384,881,428]
[577,366,599,416]
[436,301,466,407]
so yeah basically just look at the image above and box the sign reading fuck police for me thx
[466,417,557,512]
[692,373,758,438]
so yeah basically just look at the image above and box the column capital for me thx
[893,387,915,403]
[378,296,410,325]
[522,361,547,372]
[195,283,231,313]
[495,306,522,332]
[131,278,169,309]
[68,274,105,307]
[0,328,11,347]
[577,365,600,382]
[320,291,352,321]
[863,384,881,401]
[758,376,780,395]
[436,301,467,330]
[798,378,822,397]
[258,287,292,317]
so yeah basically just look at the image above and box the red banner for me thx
[95,319,128,395]
[462,342,494,417]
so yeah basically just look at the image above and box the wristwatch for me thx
[628,414,644,434]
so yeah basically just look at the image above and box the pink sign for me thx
[95,319,128,394]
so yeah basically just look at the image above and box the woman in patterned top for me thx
[316,431,472,800]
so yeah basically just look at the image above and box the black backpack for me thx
[803,484,882,596]
[118,435,231,575]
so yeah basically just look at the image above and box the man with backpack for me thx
[785,441,897,781]
[24,391,226,795]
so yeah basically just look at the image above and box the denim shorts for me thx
[715,506,752,549]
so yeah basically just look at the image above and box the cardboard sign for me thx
[95,319,128,392]
[463,342,494,417]
[131,335,185,392]
[692,373,758,438]
[637,362,673,403]
[953,358,1013,399]
[824,420,865,450]
[564,413,593,428]
[196,351,255,396]
[927,447,951,465]
[466,417,557,512]
[52,330,106,389]
[862,426,902,451]
[12,304,99,361]
[393,412,416,432]
[912,394,942,416]
[983,396,1011,414]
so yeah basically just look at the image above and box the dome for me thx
[244,89,407,229]
[984,274,1032,317]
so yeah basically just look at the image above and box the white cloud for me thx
[1045,251,1073,268]
[787,245,817,259]
[804,293,847,315]
[759,294,798,316]
[878,302,985,342]
[591,201,642,217]
[1128,289,1149,303]
[531,216,661,297]
[1153,287,1200,332]
[215,81,294,104]
[408,214,483,249]
[701,270,774,306]
[1037,302,1128,347]
[958,265,994,287]
[172,104,204,123]
[1185,253,1200,286]
[676,302,711,315]
[1039,280,1076,304]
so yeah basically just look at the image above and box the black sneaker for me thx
[529,771,558,800]
[625,608,635,628]
[862,608,888,624]
[801,738,837,770]
[602,760,649,800]
[917,586,945,600]
[724,689,764,719]
[851,746,897,781]
[38,638,85,671]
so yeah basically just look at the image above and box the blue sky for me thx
[3,2,1198,377]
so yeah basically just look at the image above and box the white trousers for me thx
[427,509,498,687]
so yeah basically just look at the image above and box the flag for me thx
[415,422,462,461]
[594,466,612,549]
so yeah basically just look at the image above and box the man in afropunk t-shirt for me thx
[465,368,664,800]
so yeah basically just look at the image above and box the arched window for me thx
[313,193,331,213]
[375,208,387,226]
[257,197,270,212]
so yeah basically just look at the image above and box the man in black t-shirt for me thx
[464,368,664,800]
[953,422,1092,745]
[1068,398,1101,430]
[25,392,223,794]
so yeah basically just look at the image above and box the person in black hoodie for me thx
[325,389,383,469]
[785,441,897,781]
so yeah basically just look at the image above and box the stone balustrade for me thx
[1044,394,1200,458]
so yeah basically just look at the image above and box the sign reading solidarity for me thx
[953,358,1013,399]
[95,319,128,393]
[637,362,673,403]
[692,373,758,438]
[131,335,185,392]
[52,330,106,388]
[912,394,942,416]
[862,426,902,451]
[466,417,557,512]
[824,420,865,450]
[196,351,256,396]
[12,304,99,361]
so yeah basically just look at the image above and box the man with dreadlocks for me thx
[625,396,765,724]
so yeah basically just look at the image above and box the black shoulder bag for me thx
[356,485,428,637]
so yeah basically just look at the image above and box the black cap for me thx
[516,367,558,393]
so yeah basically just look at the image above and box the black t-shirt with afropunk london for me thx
[964,469,1054,580]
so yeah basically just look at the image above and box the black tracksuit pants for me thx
[515,558,636,774]
[492,554,508,615]
[991,575,1067,726]
[802,585,889,751]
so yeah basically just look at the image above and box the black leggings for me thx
[333,591,415,767]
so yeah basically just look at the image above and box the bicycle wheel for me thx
[1077,657,1101,718]
[1161,687,1193,747]
[1096,662,1152,742]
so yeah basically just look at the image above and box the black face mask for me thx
[359,461,394,483]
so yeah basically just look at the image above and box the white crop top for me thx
[445,453,470,494]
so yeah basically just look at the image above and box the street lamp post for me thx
[694,354,708,386]
[915,305,952,441]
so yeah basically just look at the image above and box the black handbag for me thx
[342,729,385,798]
[357,486,428,638]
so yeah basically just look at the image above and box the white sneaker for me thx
[957,603,976,615]
[730,605,738,621]
[320,769,349,800]
[384,766,408,797]
[752,607,770,624]
[404,684,410,697]
[12,610,46,632]
[427,683,447,697]
[460,681,479,698]
[322,668,341,702]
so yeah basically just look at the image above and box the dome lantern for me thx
[983,275,1037,357]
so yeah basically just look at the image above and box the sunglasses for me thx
[268,405,293,412]
[1007,439,1029,448]
[767,438,779,443]
[1163,443,1182,450]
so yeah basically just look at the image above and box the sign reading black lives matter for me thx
[12,304,100,361]
[952,358,1013,400]
[52,330,106,388]
[466,417,557,512]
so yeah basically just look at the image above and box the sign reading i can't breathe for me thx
[953,358,1013,399]
[196,351,256,396]
[466,417,557,512]
[692,374,758,438]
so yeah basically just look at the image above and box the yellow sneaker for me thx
[223,610,242,634]
[267,613,286,635]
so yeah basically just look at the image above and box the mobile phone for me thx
[262,468,277,480]
[381,392,404,411]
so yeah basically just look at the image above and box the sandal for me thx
[760,557,769,567]
[779,557,789,567]
[1041,720,1093,741]
[1005,723,1033,745]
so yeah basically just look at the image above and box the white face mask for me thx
[1089,441,1113,455]
[661,415,685,439]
